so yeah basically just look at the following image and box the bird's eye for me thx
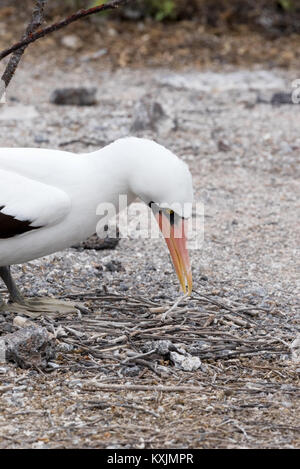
[165,209,175,225]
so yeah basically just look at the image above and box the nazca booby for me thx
[0,137,193,311]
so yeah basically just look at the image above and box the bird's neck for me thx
[88,140,138,212]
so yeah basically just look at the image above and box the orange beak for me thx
[155,212,193,295]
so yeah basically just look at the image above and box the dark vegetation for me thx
[1,0,300,34]
[1,0,300,70]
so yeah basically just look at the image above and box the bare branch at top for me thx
[1,0,47,100]
[0,0,130,63]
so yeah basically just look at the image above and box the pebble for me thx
[130,97,177,136]
[271,92,293,106]
[104,260,124,272]
[50,87,98,106]
[121,365,141,377]
[61,35,83,50]
[34,134,50,144]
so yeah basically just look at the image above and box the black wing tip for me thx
[0,206,42,239]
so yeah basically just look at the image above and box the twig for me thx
[87,401,159,418]
[0,0,47,99]
[0,0,130,62]
[83,383,205,393]
[193,290,258,325]
[159,293,189,322]
[220,314,250,328]
[127,358,162,377]
[122,348,157,364]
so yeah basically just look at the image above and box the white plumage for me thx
[0,168,71,228]
[0,137,193,302]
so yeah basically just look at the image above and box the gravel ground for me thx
[0,56,299,448]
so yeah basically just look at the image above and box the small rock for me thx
[47,362,60,369]
[154,340,175,355]
[2,323,14,333]
[108,28,117,37]
[104,260,124,272]
[68,379,83,388]
[291,334,300,362]
[271,92,293,106]
[121,365,141,377]
[56,343,74,353]
[72,232,119,251]
[188,341,210,354]
[32,441,46,449]
[61,34,83,50]
[244,286,267,298]
[34,135,50,144]
[50,87,97,106]
[218,139,231,152]
[130,97,177,136]
[2,326,55,369]
[170,351,202,372]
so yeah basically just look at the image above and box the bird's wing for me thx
[0,169,71,239]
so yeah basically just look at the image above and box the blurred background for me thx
[0,0,299,69]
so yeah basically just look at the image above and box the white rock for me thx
[130,98,176,136]
[291,334,300,362]
[61,34,82,50]
[170,351,202,371]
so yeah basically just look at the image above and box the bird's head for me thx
[123,138,193,295]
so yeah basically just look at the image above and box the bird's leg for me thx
[0,266,25,305]
[0,266,78,316]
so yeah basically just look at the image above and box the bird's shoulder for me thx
[0,167,71,239]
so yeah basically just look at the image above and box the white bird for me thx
[0,137,193,312]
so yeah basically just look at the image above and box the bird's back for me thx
[0,148,79,186]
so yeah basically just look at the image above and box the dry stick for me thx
[159,292,190,322]
[122,348,157,364]
[87,401,159,418]
[84,383,204,393]
[192,290,257,325]
[0,0,47,100]
[0,0,130,62]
